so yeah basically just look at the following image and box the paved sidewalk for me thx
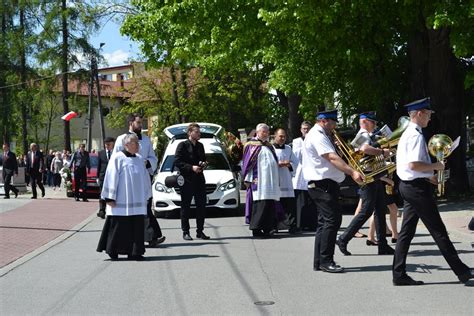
[0,188,99,268]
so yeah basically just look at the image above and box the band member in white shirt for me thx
[393,97,472,286]
[303,110,363,273]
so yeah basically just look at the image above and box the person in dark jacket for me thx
[2,143,19,199]
[174,123,210,241]
[69,143,91,202]
[26,143,46,199]
[97,137,115,218]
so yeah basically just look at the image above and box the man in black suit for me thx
[174,123,210,241]
[2,143,19,199]
[96,137,115,218]
[70,143,91,202]
[26,143,45,199]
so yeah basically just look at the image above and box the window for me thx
[160,153,230,172]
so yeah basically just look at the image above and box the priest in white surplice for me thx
[97,134,151,261]
[292,121,318,231]
[242,123,280,238]
[273,128,299,233]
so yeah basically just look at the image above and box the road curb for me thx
[0,210,98,278]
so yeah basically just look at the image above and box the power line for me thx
[0,70,81,90]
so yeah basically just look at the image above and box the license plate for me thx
[191,196,210,205]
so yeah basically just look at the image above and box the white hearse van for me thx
[152,123,240,216]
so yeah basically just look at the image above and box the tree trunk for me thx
[276,90,302,141]
[61,0,71,152]
[169,65,183,122]
[19,7,28,154]
[406,23,469,194]
[427,27,469,193]
[0,2,9,145]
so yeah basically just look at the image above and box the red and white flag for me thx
[61,111,78,121]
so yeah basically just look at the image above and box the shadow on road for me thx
[157,241,228,248]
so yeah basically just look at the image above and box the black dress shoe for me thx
[108,253,118,261]
[393,275,424,286]
[458,269,474,284]
[128,255,145,261]
[14,191,18,198]
[83,198,89,202]
[97,210,106,219]
[378,245,395,255]
[252,230,265,237]
[75,197,80,201]
[183,232,193,241]
[319,262,344,273]
[31,196,37,199]
[3,196,10,199]
[41,191,45,198]
[336,238,352,256]
[196,232,210,240]
[366,240,378,246]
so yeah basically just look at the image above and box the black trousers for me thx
[3,170,19,198]
[74,167,87,199]
[307,179,341,266]
[180,181,206,233]
[339,180,388,249]
[280,197,297,229]
[30,170,45,198]
[393,179,469,279]
[295,189,318,230]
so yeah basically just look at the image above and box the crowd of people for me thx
[2,98,473,286]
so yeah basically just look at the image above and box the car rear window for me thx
[160,153,230,172]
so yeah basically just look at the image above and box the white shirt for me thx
[396,121,433,181]
[292,137,308,190]
[274,144,298,198]
[114,132,158,176]
[101,151,151,216]
[244,146,281,201]
[302,124,345,183]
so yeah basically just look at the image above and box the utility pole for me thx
[95,43,106,149]
[86,55,94,152]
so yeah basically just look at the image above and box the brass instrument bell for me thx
[428,134,453,197]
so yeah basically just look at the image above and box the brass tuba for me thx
[332,116,410,185]
[428,134,454,197]
[332,130,396,185]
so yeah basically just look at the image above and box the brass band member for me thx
[303,110,364,273]
[336,112,395,256]
[393,98,472,285]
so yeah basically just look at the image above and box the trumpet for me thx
[428,134,454,197]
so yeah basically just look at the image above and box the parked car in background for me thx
[152,123,241,217]
[67,153,100,198]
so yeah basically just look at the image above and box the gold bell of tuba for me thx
[373,116,410,149]
[428,134,454,197]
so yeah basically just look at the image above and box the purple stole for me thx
[241,138,279,224]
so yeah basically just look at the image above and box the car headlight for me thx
[154,182,172,193]
[218,179,236,191]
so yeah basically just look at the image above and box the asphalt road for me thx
[0,192,473,315]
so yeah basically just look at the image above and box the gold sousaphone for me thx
[332,116,409,185]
